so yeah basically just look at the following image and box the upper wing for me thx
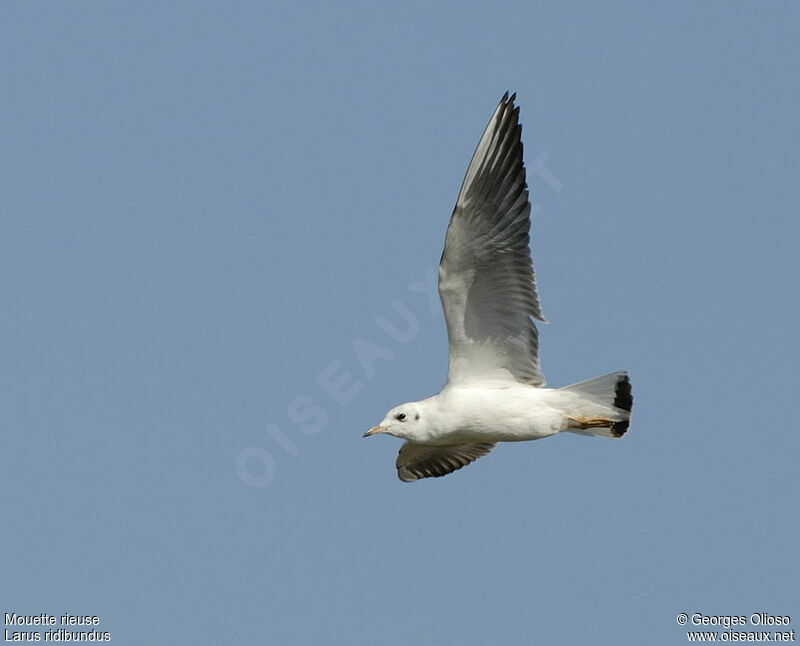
[396,442,496,482]
[438,92,546,387]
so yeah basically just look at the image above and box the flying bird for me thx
[364,93,633,482]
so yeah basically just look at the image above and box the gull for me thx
[363,93,633,482]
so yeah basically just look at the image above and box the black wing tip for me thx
[500,94,521,129]
[500,91,517,106]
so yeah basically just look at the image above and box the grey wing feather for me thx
[396,442,496,482]
[439,93,546,387]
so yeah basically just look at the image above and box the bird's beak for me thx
[363,425,389,438]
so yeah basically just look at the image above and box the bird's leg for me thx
[566,415,615,430]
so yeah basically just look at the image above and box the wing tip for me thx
[498,93,522,131]
[500,91,518,108]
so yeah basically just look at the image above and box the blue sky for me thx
[2,2,798,644]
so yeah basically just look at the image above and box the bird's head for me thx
[363,402,428,441]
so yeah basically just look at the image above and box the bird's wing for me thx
[439,93,546,387]
[396,442,496,482]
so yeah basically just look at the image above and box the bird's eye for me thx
[396,413,406,422]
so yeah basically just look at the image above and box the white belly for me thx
[429,384,566,443]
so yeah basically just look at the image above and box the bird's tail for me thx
[559,371,633,438]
